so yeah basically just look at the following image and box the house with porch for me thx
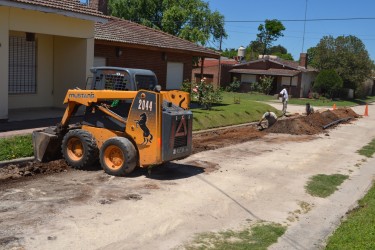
[229,53,318,98]
[0,0,107,121]
[0,0,219,124]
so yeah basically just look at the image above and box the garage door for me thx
[166,62,183,90]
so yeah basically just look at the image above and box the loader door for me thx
[126,91,162,166]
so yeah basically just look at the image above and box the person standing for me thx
[279,88,288,115]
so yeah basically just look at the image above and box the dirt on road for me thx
[0,107,364,250]
[0,108,359,182]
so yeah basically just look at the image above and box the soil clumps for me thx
[268,108,359,135]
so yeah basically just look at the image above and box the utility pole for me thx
[302,0,308,52]
[217,33,223,87]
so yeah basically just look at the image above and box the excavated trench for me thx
[0,108,359,182]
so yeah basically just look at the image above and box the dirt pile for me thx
[268,108,359,135]
[193,125,265,154]
[0,159,70,181]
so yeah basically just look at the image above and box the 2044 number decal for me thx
[138,99,153,112]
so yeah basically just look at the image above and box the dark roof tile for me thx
[95,17,220,58]
[6,0,105,18]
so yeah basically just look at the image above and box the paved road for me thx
[0,103,373,250]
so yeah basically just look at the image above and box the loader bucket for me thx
[32,128,62,162]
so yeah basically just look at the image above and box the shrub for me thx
[313,70,343,98]
[181,79,193,94]
[226,77,241,92]
[258,76,274,94]
[196,78,222,109]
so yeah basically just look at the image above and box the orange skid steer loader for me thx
[32,88,192,176]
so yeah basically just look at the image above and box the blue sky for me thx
[208,0,375,61]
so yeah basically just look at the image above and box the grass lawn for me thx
[192,92,281,131]
[288,95,375,107]
[357,137,375,158]
[185,222,286,250]
[305,174,349,198]
[0,135,33,161]
[325,182,375,249]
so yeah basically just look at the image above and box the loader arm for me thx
[60,89,138,126]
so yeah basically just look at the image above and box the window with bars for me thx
[9,36,37,94]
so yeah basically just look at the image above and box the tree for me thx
[221,48,237,59]
[308,35,373,90]
[313,69,343,98]
[256,19,285,57]
[108,0,227,45]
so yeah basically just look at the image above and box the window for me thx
[135,75,157,90]
[9,36,37,94]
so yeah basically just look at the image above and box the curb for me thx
[0,157,35,167]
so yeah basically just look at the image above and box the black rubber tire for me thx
[61,129,99,169]
[100,137,137,176]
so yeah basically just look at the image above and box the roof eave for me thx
[1,0,108,23]
[95,38,220,59]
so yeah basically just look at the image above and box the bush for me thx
[258,76,273,94]
[313,70,343,98]
[226,77,241,92]
[196,78,222,109]
[181,79,193,94]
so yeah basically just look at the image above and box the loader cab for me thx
[88,67,158,91]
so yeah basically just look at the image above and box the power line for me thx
[225,17,375,23]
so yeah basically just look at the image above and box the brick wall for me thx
[94,43,193,89]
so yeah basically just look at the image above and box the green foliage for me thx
[185,222,286,250]
[195,79,222,110]
[192,92,279,131]
[305,174,348,198]
[273,52,294,61]
[256,19,286,57]
[326,182,375,249]
[221,48,237,59]
[0,135,33,161]
[225,77,241,92]
[357,137,375,157]
[308,35,373,90]
[181,79,193,94]
[108,0,226,45]
[258,76,274,94]
[313,69,343,98]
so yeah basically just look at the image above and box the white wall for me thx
[0,7,9,119]
[53,36,91,107]
[300,72,316,97]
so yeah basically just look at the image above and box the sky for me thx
[208,0,375,61]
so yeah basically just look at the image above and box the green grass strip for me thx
[185,222,286,250]
[357,138,375,158]
[305,174,349,198]
[325,182,375,249]
[0,135,33,161]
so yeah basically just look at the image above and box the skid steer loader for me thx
[32,67,192,176]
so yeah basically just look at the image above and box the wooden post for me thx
[200,57,205,81]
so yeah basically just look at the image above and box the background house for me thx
[0,0,219,123]
[0,0,106,121]
[191,58,238,87]
[229,53,318,97]
[94,17,220,90]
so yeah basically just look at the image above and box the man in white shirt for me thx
[279,88,288,115]
[258,111,278,129]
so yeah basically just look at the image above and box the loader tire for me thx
[62,129,99,169]
[100,137,137,176]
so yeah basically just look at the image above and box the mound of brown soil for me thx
[0,159,70,181]
[268,108,359,135]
